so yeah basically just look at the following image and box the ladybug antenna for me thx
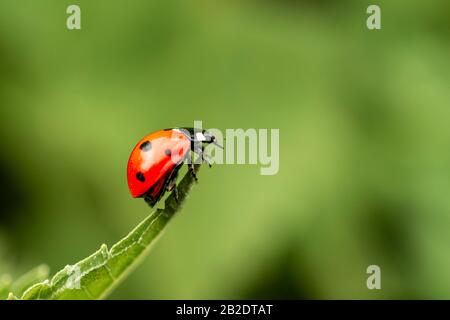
[201,129,224,149]
[209,134,223,149]
[213,140,223,149]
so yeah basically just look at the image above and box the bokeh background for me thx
[0,0,449,299]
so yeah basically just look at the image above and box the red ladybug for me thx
[127,128,220,207]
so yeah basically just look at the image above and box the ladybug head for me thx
[182,127,223,149]
[199,130,223,149]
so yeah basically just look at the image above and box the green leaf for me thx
[7,293,18,300]
[9,264,49,298]
[1,264,49,299]
[0,274,12,300]
[20,165,200,300]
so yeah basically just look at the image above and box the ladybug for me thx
[127,128,220,207]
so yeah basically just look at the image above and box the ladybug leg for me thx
[192,145,212,168]
[188,162,198,182]
[202,153,213,168]
[144,194,157,208]
[185,147,199,181]
[167,179,178,203]
[173,186,179,202]
[166,167,180,202]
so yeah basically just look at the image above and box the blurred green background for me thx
[0,0,449,299]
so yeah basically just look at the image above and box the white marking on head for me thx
[196,132,207,141]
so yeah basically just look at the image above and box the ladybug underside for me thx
[142,157,191,207]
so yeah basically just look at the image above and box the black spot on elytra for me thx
[165,149,171,156]
[136,172,145,182]
[140,141,151,151]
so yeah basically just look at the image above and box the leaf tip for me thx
[7,292,18,300]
